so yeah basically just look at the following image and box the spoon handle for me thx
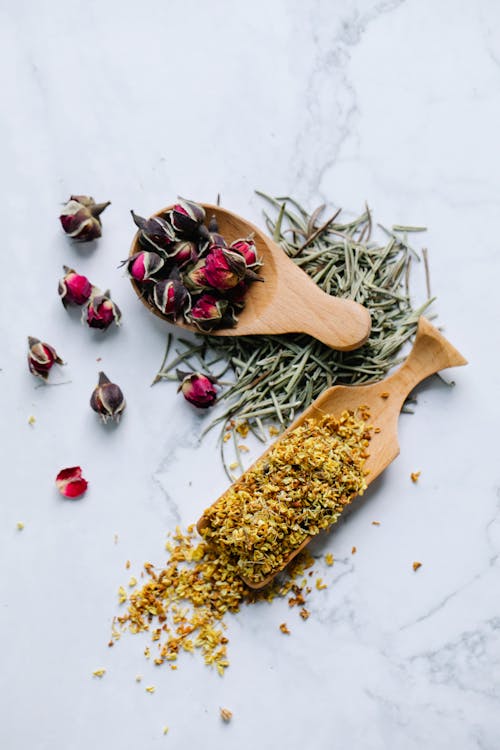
[385,318,467,407]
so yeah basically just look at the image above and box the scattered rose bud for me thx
[131,211,176,251]
[27,336,63,380]
[58,266,93,307]
[168,198,209,240]
[55,466,88,498]
[90,372,126,423]
[204,248,247,291]
[177,370,217,409]
[84,290,121,330]
[59,195,110,241]
[230,238,259,266]
[152,278,189,319]
[125,251,164,283]
[188,293,227,331]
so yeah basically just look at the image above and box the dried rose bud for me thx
[168,198,209,241]
[184,259,210,292]
[225,280,249,309]
[84,290,121,330]
[90,372,126,423]
[125,251,164,283]
[59,195,110,241]
[177,370,217,409]
[27,336,63,380]
[230,238,259,266]
[168,240,199,268]
[55,466,88,498]
[152,278,189,319]
[207,214,228,248]
[58,265,93,307]
[131,211,176,252]
[204,248,247,291]
[188,293,227,331]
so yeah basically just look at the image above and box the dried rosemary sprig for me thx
[153,193,435,473]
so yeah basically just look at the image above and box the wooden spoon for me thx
[129,203,371,352]
[197,317,467,589]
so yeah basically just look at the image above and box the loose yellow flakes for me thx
[325,553,334,566]
[118,586,127,604]
[374,427,381,433]
[316,578,327,590]
[413,561,422,571]
[28,415,36,425]
[411,471,421,483]
[268,425,280,436]
[145,686,155,693]
[16,522,25,531]
[235,421,249,437]
[380,391,390,399]
[92,669,106,678]
[125,560,131,569]
[238,444,249,453]
[128,577,137,588]
[229,462,239,471]
[163,726,169,735]
[144,647,151,659]
[220,707,233,722]
[351,546,357,554]
[372,521,380,526]
[223,432,231,443]
[299,608,310,620]
[279,623,291,634]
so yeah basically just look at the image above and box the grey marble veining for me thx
[1,1,499,748]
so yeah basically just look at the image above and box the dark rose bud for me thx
[225,280,249,309]
[84,290,121,330]
[152,278,189,319]
[59,195,110,241]
[204,248,247,291]
[168,198,209,240]
[125,251,164,283]
[90,372,126,423]
[27,336,64,380]
[177,370,217,409]
[131,211,176,252]
[207,215,227,248]
[58,265,93,307]
[168,240,199,268]
[230,238,259,267]
[188,293,227,331]
[56,466,88,498]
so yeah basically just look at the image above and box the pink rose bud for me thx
[177,370,218,409]
[59,195,110,241]
[184,259,210,292]
[125,250,164,283]
[152,278,189,319]
[131,210,176,252]
[168,240,199,268]
[204,248,247,291]
[188,293,228,331]
[168,198,209,241]
[58,265,93,307]
[84,290,121,330]
[230,238,259,267]
[90,372,126,423]
[27,336,64,380]
[55,466,88,498]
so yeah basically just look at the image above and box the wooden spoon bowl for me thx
[129,203,371,352]
[197,317,467,589]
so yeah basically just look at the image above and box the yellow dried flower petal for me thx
[16,522,25,531]
[128,577,137,588]
[316,578,327,590]
[324,553,334,566]
[145,686,155,693]
[163,726,169,735]
[118,586,127,604]
[279,623,290,634]
[92,669,106,678]
[413,561,422,571]
[411,471,421,483]
[28,415,36,425]
[220,707,232,722]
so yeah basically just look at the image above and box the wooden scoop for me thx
[129,203,371,352]
[197,317,467,589]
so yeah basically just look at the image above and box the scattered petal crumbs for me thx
[220,708,233,723]
[279,623,291,634]
[413,561,422,571]
[411,471,421,483]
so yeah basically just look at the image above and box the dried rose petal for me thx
[55,466,88,498]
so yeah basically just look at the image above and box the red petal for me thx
[56,466,88,498]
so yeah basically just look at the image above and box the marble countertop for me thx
[1,1,499,748]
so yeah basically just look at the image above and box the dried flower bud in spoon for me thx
[168,240,199,268]
[230,237,259,267]
[84,290,121,330]
[90,372,126,423]
[152,277,189,320]
[131,211,176,252]
[58,266,94,306]
[124,251,164,283]
[168,198,209,241]
[59,195,110,241]
[177,370,218,409]
[207,214,228,248]
[188,294,228,331]
[27,336,64,380]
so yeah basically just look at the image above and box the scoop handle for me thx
[385,318,467,406]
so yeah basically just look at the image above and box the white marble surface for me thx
[1,1,499,748]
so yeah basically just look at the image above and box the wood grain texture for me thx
[197,317,467,589]
[129,203,372,352]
